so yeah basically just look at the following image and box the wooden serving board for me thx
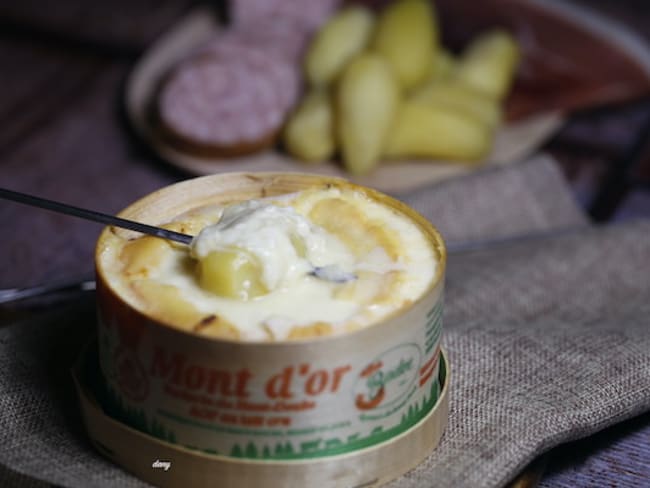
[125,0,650,193]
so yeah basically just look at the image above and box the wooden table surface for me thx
[1,1,649,487]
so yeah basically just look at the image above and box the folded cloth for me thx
[387,219,650,488]
[398,154,588,243]
[1,156,649,488]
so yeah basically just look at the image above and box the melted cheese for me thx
[101,187,437,341]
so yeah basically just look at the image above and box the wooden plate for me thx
[125,0,649,193]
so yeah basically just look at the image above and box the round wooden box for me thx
[90,173,449,487]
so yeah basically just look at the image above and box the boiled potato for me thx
[131,280,204,328]
[411,81,502,129]
[305,6,375,87]
[120,236,171,277]
[384,100,492,161]
[455,29,520,100]
[337,53,399,174]
[282,89,334,163]
[197,248,268,300]
[372,0,438,90]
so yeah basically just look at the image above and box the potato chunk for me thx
[372,0,438,90]
[196,248,268,300]
[282,89,335,163]
[337,53,399,175]
[384,100,491,161]
[411,81,502,129]
[454,29,520,100]
[305,6,375,87]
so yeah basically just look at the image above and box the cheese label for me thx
[97,281,443,459]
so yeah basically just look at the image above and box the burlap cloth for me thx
[1,155,649,487]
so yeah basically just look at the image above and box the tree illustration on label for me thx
[245,442,258,458]
[300,438,321,454]
[274,442,294,456]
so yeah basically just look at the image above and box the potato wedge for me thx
[305,6,375,87]
[372,0,438,90]
[384,100,492,161]
[411,81,502,129]
[197,248,268,300]
[337,53,399,174]
[455,29,520,100]
[282,89,334,163]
